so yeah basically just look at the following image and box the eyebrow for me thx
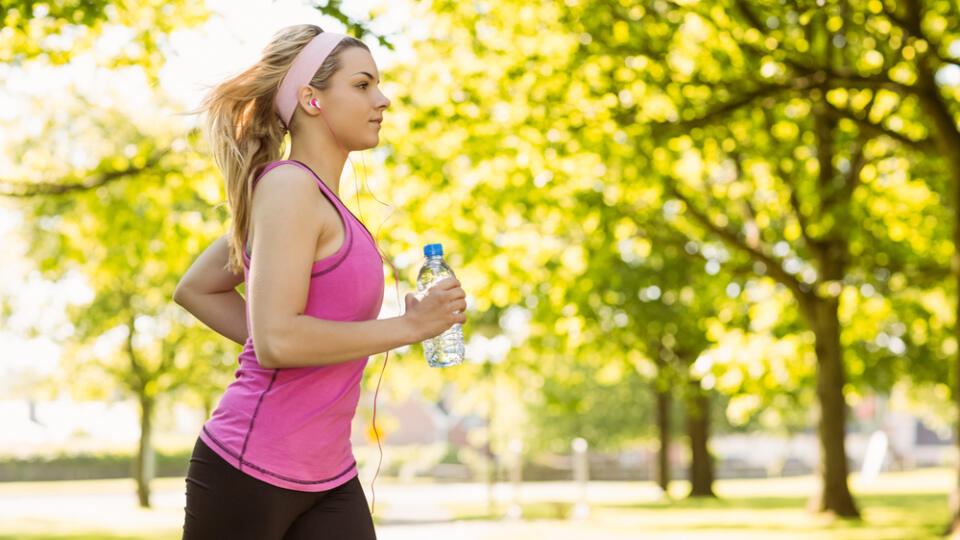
[353,71,379,82]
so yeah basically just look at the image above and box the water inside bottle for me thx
[417,259,464,368]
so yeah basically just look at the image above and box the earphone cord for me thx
[316,106,399,515]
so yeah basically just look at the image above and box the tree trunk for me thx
[912,70,960,537]
[655,387,671,494]
[135,394,155,508]
[686,381,715,497]
[803,296,860,518]
[951,165,960,537]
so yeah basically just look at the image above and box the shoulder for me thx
[254,162,318,199]
[249,162,338,230]
[250,163,326,214]
[249,163,323,225]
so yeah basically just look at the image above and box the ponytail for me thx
[198,24,368,272]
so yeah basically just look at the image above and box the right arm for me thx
[248,166,466,369]
[173,234,248,345]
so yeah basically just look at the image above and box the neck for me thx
[288,128,348,197]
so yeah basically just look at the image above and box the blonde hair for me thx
[200,24,369,272]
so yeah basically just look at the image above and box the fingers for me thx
[425,278,465,301]
[419,279,468,321]
[450,298,467,313]
[439,289,467,314]
[434,276,461,290]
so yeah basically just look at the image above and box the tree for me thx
[1,0,207,77]
[571,187,733,497]
[11,112,238,505]
[0,0,231,507]
[373,1,732,500]
[0,0,207,196]
[367,0,958,519]
[552,0,956,517]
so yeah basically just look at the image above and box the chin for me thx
[346,138,378,152]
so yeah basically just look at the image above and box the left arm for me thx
[174,234,248,345]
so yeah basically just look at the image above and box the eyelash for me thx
[358,82,369,89]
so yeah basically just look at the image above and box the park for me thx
[1,0,959,538]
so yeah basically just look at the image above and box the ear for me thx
[297,86,322,118]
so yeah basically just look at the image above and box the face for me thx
[315,47,390,151]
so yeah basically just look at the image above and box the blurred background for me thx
[1,0,959,538]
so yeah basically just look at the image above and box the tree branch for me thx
[728,152,764,248]
[0,150,170,197]
[822,137,867,211]
[780,54,913,93]
[883,0,923,42]
[933,51,960,70]
[778,156,823,252]
[881,0,947,64]
[311,0,395,50]
[733,0,766,32]
[756,106,822,254]
[668,182,807,299]
[820,100,936,151]
[651,81,797,132]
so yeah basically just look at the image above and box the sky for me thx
[159,0,419,112]
[0,0,417,392]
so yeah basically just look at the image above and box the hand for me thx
[403,276,467,342]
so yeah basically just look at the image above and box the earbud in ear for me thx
[310,98,322,111]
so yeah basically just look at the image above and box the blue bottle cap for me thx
[424,243,443,257]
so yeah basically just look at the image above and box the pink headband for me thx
[275,32,346,127]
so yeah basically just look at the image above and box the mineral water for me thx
[416,243,464,367]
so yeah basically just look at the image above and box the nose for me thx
[376,88,390,110]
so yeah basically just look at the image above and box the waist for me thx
[202,357,367,488]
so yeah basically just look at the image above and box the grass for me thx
[431,494,948,539]
[0,469,951,539]
[439,470,952,539]
[588,492,949,539]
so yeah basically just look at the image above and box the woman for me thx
[173,24,467,539]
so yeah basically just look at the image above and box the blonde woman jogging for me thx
[173,24,467,539]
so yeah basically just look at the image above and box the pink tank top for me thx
[200,160,385,492]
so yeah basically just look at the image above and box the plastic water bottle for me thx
[416,243,464,367]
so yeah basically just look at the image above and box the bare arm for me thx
[173,234,248,345]
[248,165,466,369]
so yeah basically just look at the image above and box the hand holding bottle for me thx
[403,276,466,342]
[414,244,466,367]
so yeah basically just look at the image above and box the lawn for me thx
[429,470,952,539]
[0,469,951,539]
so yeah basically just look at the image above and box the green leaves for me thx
[4,0,957,466]
[366,0,960,458]
[1,0,237,418]
[1,0,209,82]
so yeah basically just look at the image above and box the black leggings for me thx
[182,438,376,540]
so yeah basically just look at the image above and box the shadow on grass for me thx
[597,492,948,538]
[605,492,945,515]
